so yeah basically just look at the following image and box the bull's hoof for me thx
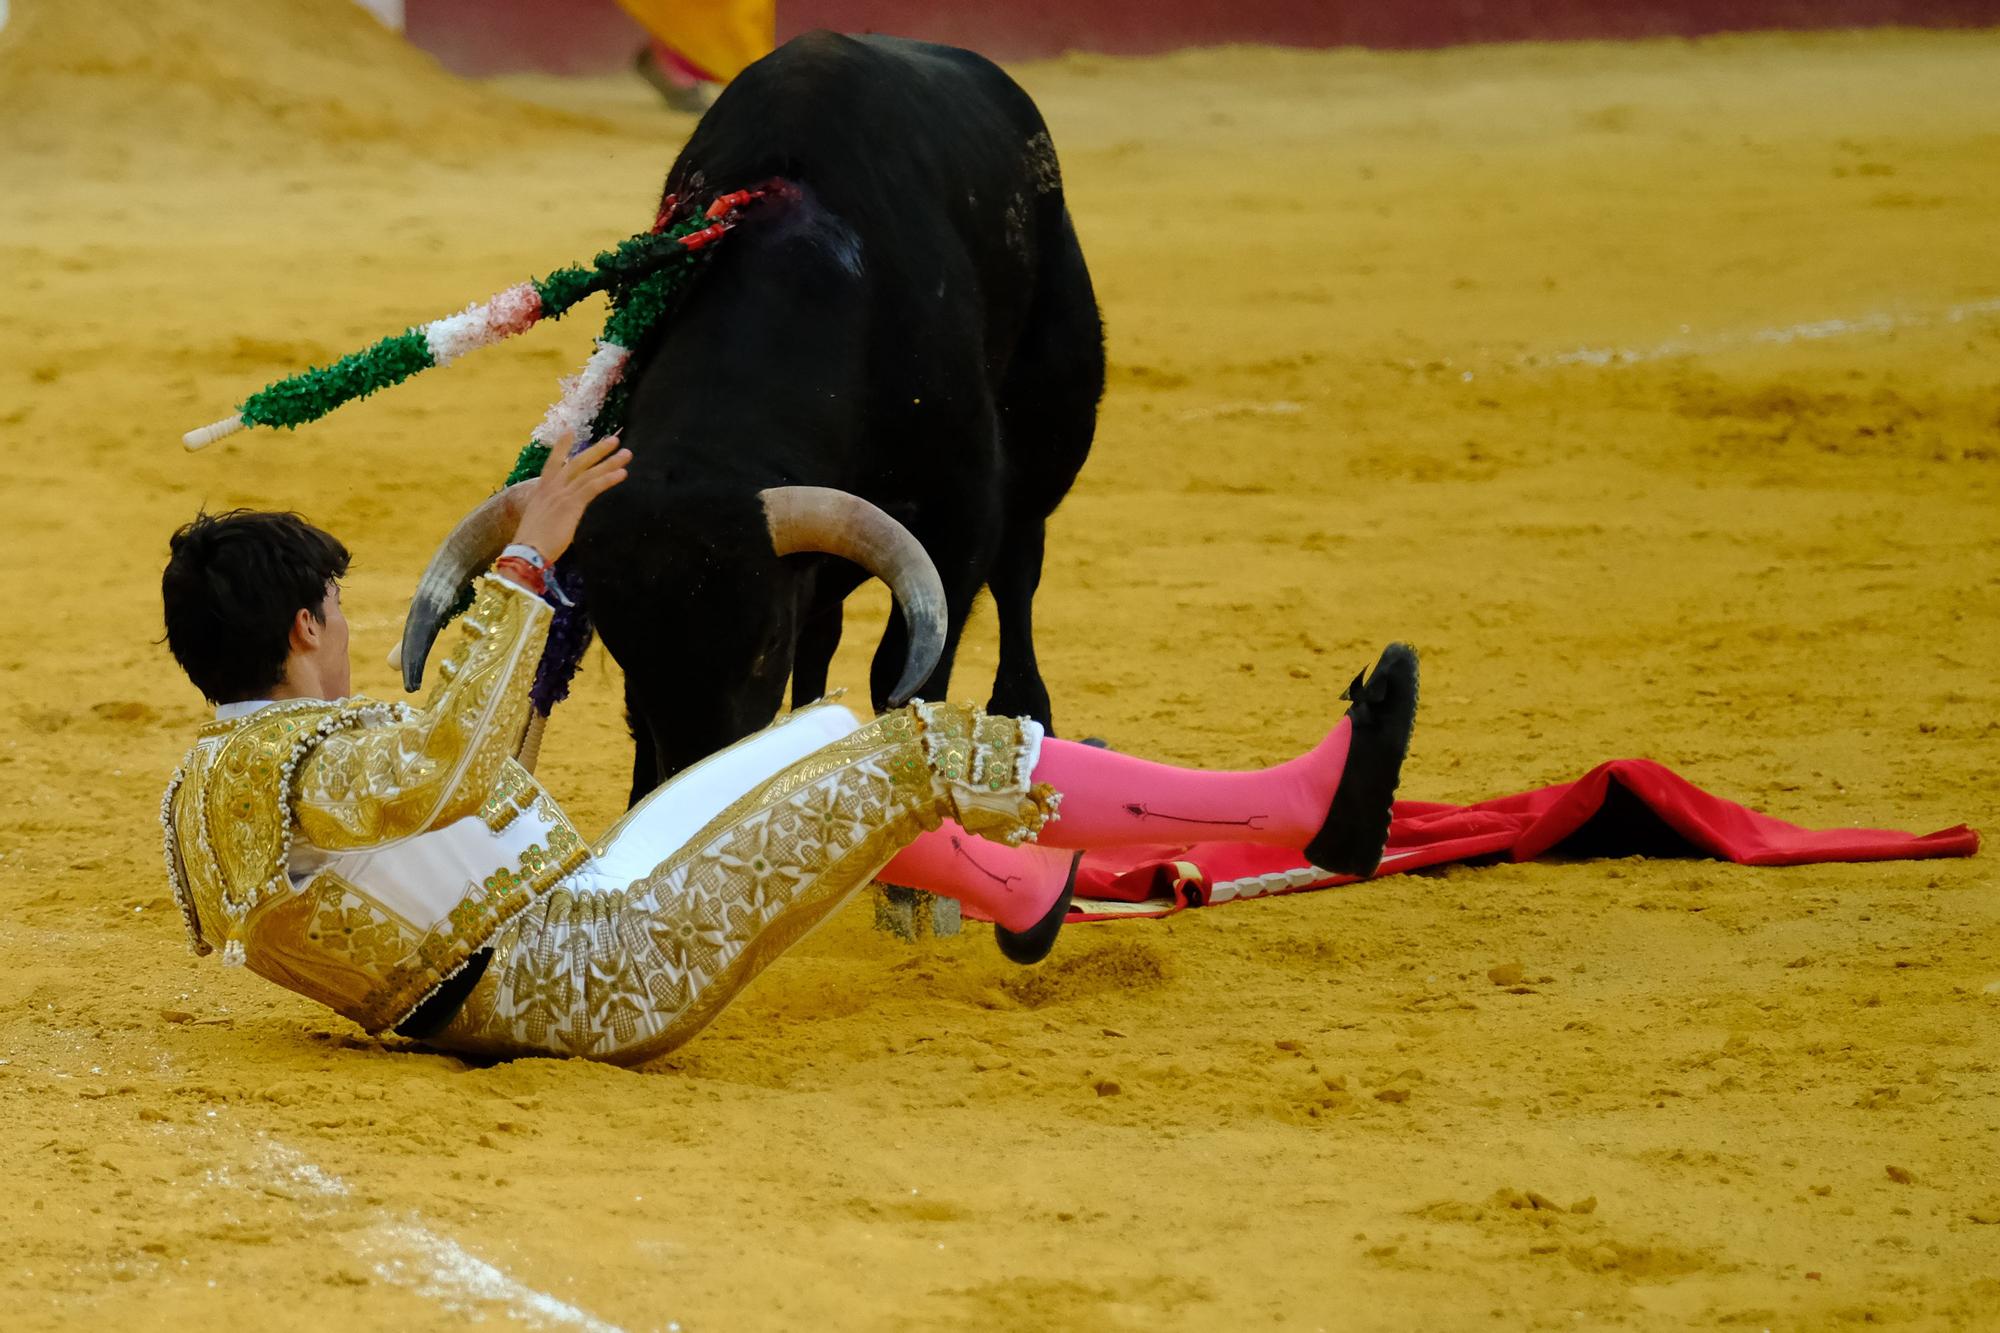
[1304,642,1419,879]
[993,850,1082,965]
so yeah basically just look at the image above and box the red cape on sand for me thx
[1061,758,1981,921]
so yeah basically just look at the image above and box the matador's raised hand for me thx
[512,435,631,565]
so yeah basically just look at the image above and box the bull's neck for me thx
[624,228,870,478]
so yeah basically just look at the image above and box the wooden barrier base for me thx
[402,0,2000,76]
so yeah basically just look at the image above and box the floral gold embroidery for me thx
[293,577,549,850]
[159,577,559,1024]
[432,703,1047,1064]
[166,687,1043,1052]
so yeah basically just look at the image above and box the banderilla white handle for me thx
[183,414,245,451]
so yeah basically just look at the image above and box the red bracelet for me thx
[493,555,547,597]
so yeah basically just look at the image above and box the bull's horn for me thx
[760,486,945,707]
[398,479,540,691]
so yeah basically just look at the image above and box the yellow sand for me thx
[2,3,1996,1326]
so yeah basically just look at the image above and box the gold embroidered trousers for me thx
[431,703,1054,1064]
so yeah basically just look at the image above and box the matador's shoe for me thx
[992,849,1084,965]
[991,736,1108,964]
[1304,642,1419,879]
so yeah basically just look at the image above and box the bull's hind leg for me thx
[989,207,1104,730]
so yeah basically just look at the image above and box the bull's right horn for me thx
[397,479,540,692]
[760,486,946,707]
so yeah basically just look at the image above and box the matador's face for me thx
[315,580,352,700]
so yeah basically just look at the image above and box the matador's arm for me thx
[292,573,550,849]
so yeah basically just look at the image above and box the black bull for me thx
[426,33,1104,803]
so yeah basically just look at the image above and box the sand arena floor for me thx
[2,4,1997,1327]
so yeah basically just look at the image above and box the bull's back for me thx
[668,32,1058,283]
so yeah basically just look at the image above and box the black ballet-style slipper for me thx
[1303,642,1420,879]
[993,849,1083,965]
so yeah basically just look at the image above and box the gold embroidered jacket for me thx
[160,576,587,1032]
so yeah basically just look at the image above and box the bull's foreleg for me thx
[986,517,1054,732]
[790,599,843,708]
[869,588,972,714]
[609,639,789,798]
[623,676,662,807]
[790,561,863,709]
[865,492,994,713]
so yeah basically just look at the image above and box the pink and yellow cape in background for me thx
[614,0,775,84]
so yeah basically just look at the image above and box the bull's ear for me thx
[759,486,945,705]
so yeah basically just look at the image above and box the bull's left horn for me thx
[398,479,540,691]
[760,486,946,707]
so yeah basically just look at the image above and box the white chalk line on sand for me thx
[367,1221,624,1332]
[204,1137,628,1332]
[1176,398,1305,422]
[1531,296,2000,369]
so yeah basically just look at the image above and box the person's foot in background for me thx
[633,39,719,114]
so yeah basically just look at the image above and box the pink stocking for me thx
[1023,641,1420,879]
[885,644,1416,952]
[879,716,1360,935]
[1028,722,1352,851]
[878,822,1077,932]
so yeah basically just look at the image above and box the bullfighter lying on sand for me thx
[158,438,1418,1063]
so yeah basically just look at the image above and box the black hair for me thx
[161,510,350,704]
